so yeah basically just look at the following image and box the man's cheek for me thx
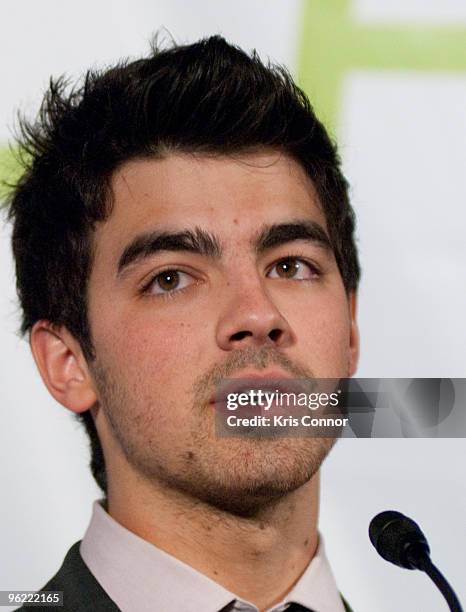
[109,316,187,359]
[298,310,350,364]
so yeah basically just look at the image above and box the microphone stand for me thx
[406,543,463,612]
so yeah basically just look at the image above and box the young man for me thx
[7,36,359,611]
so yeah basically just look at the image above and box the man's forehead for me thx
[93,151,328,261]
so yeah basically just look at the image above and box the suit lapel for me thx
[19,541,120,612]
[341,593,354,612]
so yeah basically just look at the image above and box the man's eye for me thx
[267,257,319,280]
[145,270,194,295]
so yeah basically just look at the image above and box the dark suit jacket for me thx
[18,541,354,612]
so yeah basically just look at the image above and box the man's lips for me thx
[208,370,302,405]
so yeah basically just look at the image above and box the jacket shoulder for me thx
[16,541,120,612]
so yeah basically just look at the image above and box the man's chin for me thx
[166,437,336,518]
[188,480,300,518]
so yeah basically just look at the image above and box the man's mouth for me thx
[208,371,308,409]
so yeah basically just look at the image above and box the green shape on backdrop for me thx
[0,146,23,204]
[298,0,466,134]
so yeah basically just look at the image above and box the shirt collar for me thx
[80,499,345,612]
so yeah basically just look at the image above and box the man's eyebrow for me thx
[254,220,332,255]
[116,219,333,278]
[117,227,221,277]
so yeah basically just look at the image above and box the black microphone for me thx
[369,510,463,612]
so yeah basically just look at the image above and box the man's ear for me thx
[30,321,98,413]
[348,291,359,377]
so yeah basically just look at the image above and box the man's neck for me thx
[106,471,320,611]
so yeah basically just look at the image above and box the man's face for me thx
[86,149,358,514]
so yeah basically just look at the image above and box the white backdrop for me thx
[1,2,465,611]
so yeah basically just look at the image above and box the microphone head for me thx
[369,510,430,569]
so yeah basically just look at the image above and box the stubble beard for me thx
[90,356,338,518]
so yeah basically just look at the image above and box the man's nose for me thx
[215,276,296,351]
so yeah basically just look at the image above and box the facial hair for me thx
[90,345,338,518]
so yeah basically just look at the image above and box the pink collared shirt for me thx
[80,500,346,612]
